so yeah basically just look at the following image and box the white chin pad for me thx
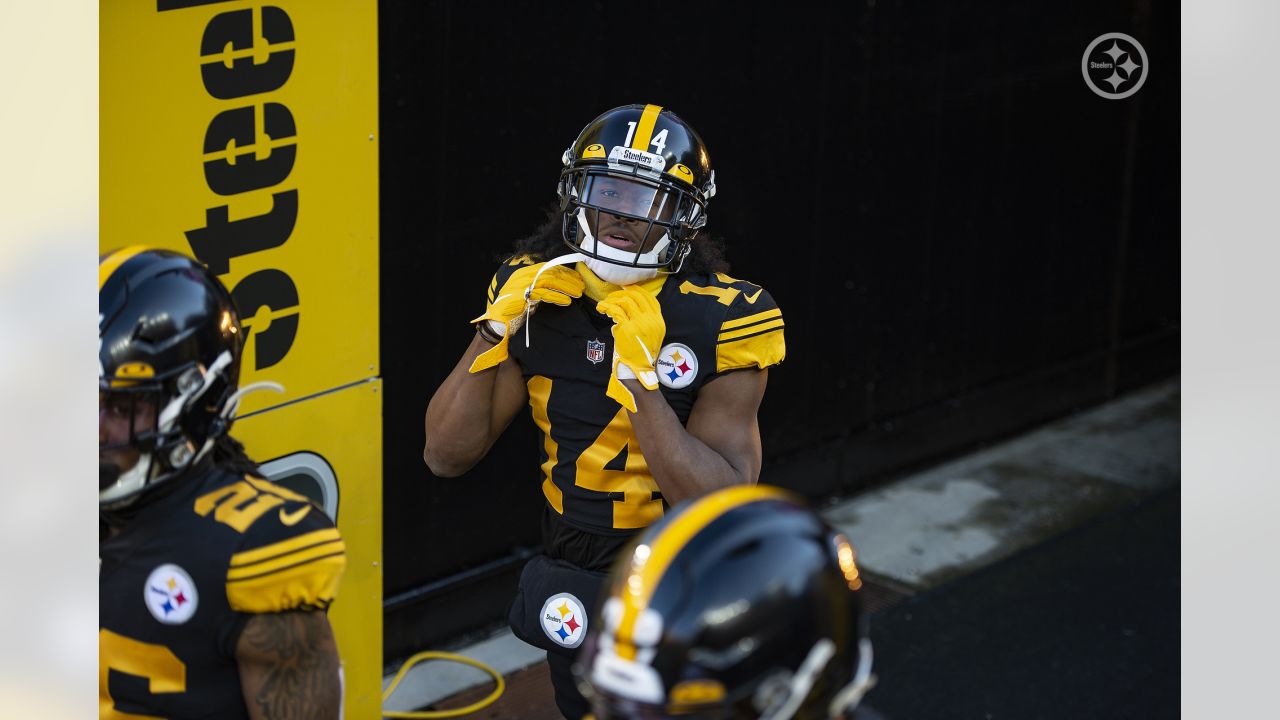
[100,452,153,506]
[586,258,659,285]
[576,210,668,285]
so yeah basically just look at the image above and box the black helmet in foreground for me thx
[578,485,875,719]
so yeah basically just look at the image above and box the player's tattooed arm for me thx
[236,609,341,720]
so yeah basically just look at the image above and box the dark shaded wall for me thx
[379,0,1178,662]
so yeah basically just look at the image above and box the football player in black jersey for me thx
[576,485,879,720]
[425,104,786,719]
[100,247,346,719]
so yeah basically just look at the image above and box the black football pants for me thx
[547,651,590,719]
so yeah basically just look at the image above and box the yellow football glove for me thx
[596,286,665,412]
[469,262,585,373]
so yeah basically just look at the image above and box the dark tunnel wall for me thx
[378,0,1178,661]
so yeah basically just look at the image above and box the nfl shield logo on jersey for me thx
[586,338,606,365]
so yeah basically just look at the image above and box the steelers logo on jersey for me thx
[656,343,698,389]
[540,592,588,648]
[144,563,199,625]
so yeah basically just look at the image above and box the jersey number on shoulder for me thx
[194,478,307,533]
[100,629,186,718]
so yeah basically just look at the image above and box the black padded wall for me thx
[378,0,1178,661]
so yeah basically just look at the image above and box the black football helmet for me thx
[99,247,244,510]
[578,485,875,720]
[558,103,716,283]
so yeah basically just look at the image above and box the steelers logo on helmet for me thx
[540,592,588,648]
[557,104,715,284]
[144,563,199,625]
[656,343,698,389]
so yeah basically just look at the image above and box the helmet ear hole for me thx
[168,443,193,468]
[176,367,203,395]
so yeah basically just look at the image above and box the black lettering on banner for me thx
[203,103,297,195]
[185,190,298,275]
[200,8,295,99]
[179,3,302,371]
[158,0,235,11]
[232,269,300,371]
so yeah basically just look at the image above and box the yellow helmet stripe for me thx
[614,484,790,658]
[630,104,663,151]
[98,245,150,291]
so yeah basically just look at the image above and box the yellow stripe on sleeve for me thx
[227,539,346,581]
[226,552,347,614]
[230,527,341,568]
[613,486,790,659]
[718,319,785,343]
[631,104,663,150]
[719,308,781,333]
[717,330,786,373]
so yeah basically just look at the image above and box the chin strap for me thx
[828,638,877,717]
[523,252,589,349]
[182,379,289,471]
[759,639,836,720]
[222,380,285,421]
[755,636,876,720]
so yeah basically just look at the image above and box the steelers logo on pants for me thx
[656,343,698,389]
[540,592,588,649]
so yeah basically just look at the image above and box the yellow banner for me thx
[235,379,383,719]
[101,0,380,415]
[102,2,382,718]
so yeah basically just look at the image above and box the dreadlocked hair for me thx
[509,203,729,275]
[212,434,265,478]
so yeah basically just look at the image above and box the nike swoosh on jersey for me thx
[744,288,764,304]
[279,505,313,526]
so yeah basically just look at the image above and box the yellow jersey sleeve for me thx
[225,478,346,614]
[715,279,785,374]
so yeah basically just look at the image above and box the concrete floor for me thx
[382,377,1180,719]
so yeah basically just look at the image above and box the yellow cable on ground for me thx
[382,651,506,719]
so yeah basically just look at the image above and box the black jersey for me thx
[501,258,786,535]
[99,458,346,719]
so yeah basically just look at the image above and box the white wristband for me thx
[615,360,637,380]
